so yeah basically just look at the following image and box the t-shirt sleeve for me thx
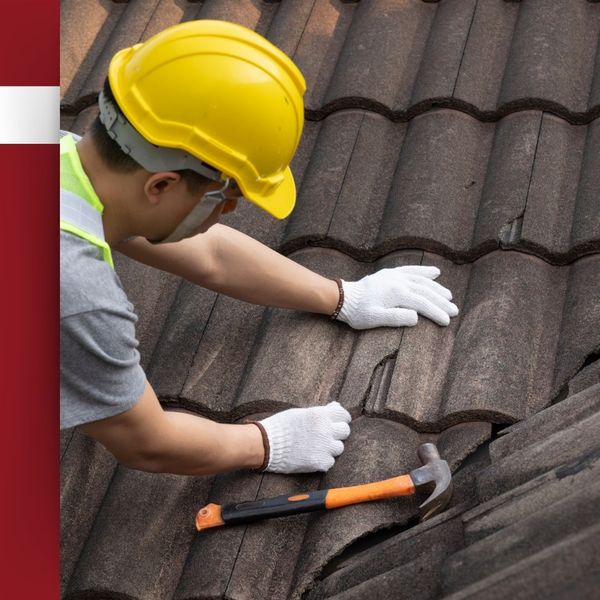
[60,307,147,429]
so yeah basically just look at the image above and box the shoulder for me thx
[60,231,135,320]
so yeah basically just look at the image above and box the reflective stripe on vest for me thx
[60,188,114,268]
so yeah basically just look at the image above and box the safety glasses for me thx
[158,177,237,244]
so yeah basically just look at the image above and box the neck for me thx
[76,135,144,246]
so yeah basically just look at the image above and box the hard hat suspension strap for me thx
[99,90,224,183]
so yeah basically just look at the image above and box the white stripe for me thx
[0,86,59,144]
[60,189,105,240]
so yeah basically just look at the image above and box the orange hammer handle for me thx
[325,474,415,509]
[196,474,416,531]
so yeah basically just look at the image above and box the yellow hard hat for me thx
[107,20,306,219]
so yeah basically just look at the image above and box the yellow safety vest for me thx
[59,132,114,268]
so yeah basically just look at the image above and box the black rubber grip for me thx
[221,489,328,525]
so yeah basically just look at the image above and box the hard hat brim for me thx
[243,166,296,220]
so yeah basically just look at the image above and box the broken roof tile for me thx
[143,248,599,431]
[359,254,470,429]
[388,110,598,261]
[360,253,471,431]
[477,112,542,249]
[337,251,425,417]
[70,107,597,266]
[370,252,565,428]
[277,110,600,263]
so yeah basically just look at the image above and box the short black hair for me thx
[89,79,212,195]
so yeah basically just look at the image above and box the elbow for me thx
[182,229,221,287]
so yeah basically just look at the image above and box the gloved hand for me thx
[257,402,351,474]
[336,266,459,330]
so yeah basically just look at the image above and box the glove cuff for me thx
[247,421,270,472]
[330,278,345,320]
[262,421,295,473]
[337,279,362,324]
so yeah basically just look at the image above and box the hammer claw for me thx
[409,443,453,521]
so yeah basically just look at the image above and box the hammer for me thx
[196,443,452,531]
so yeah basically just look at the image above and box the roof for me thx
[60,1,600,599]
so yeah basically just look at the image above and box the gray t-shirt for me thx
[60,231,146,429]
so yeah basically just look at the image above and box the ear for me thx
[143,172,182,205]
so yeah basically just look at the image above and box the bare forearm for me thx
[138,413,264,475]
[114,226,339,315]
[81,383,265,476]
[199,224,339,314]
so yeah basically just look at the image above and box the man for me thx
[60,20,458,477]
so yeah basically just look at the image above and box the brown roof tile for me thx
[65,466,215,600]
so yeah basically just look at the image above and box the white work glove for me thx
[257,402,351,474]
[336,266,459,330]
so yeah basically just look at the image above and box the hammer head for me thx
[409,443,453,521]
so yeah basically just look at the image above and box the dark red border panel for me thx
[0,145,59,596]
[0,1,59,85]
[0,1,59,597]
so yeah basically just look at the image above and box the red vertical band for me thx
[0,1,60,598]
[0,145,59,596]
[0,1,59,85]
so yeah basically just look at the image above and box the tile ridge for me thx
[305,98,600,125]
[279,239,600,267]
